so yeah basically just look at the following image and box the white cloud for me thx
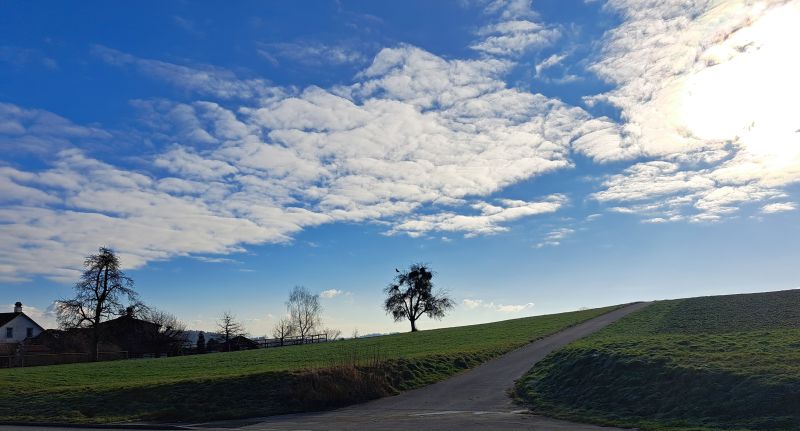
[462,298,534,313]
[154,146,239,180]
[320,289,344,299]
[535,227,575,248]
[0,102,110,155]
[390,195,567,238]
[580,0,800,222]
[92,45,286,101]
[5,1,794,285]
[462,299,485,309]
[0,167,59,205]
[2,40,596,281]
[472,20,561,56]
[470,1,561,57]
[353,45,511,108]
[0,149,313,281]
[535,53,567,77]
[20,1,786,281]
[192,256,241,264]
[591,160,787,222]
[257,41,367,66]
[593,162,713,203]
[496,303,535,313]
[761,202,796,214]
[483,0,538,20]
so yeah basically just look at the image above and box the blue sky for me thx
[1,0,798,335]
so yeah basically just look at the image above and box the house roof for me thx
[0,313,18,327]
[100,314,160,328]
[0,312,45,331]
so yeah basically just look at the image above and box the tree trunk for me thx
[410,318,417,332]
[90,327,99,361]
[91,264,109,362]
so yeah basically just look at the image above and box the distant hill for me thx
[354,332,399,339]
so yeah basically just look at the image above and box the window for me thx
[27,327,33,338]
[5,327,12,338]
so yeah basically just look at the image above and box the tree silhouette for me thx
[216,311,245,352]
[384,263,454,332]
[272,317,294,346]
[56,247,138,360]
[322,327,342,341]
[140,308,187,356]
[196,331,206,353]
[286,286,322,341]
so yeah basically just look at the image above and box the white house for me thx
[0,302,45,343]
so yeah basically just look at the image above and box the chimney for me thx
[14,302,22,313]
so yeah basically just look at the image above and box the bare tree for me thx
[140,308,188,356]
[216,311,245,352]
[56,247,138,360]
[351,328,360,339]
[271,317,295,346]
[384,263,454,332]
[286,286,322,341]
[322,327,342,341]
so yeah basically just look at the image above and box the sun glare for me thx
[680,2,800,163]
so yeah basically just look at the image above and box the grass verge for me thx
[0,305,619,423]
[515,289,800,431]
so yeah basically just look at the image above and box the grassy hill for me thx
[515,289,800,431]
[0,305,619,424]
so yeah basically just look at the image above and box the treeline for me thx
[44,248,457,362]
[50,247,345,360]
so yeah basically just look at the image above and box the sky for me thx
[1,0,798,336]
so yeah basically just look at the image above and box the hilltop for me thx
[516,289,800,431]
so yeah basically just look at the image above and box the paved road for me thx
[194,302,650,430]
[0,303,648,431]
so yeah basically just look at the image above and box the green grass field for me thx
[515,289,800,431]
[0,305,618,424]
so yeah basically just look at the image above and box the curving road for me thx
[193,302,649,430]
[0,303,647,431]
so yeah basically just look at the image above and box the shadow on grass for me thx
[515,349,800,431]
[0,351,493,424]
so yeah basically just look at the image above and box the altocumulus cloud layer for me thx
[578,0,800,222]
[1,0,798,282]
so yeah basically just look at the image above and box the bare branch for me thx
[216,311,245,351]
[55,247,139,360]
[272,317,295,345]
[286,286,322,339]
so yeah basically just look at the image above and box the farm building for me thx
[0,302,45,343]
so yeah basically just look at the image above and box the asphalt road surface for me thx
[196,302,649,430]
[0,302,649,431]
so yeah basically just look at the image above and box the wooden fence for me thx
[256,333,328,348]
